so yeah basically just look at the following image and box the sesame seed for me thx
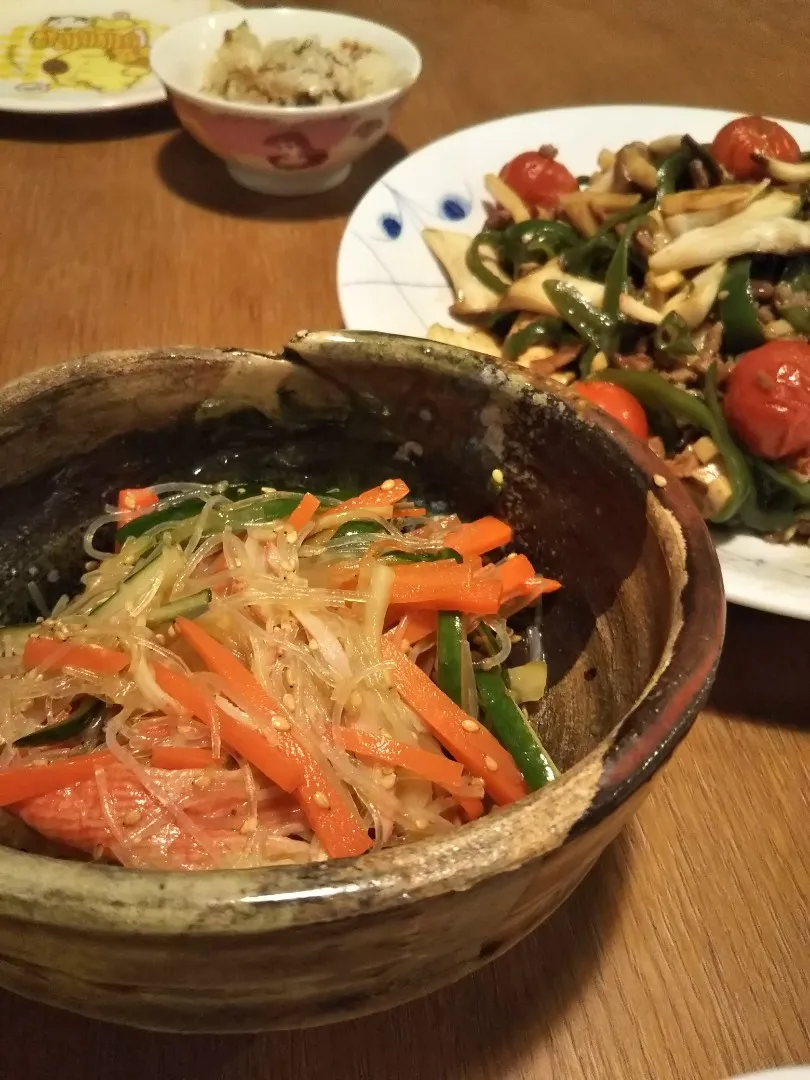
[282,693,295,711]
[308,639,319,651]
[46,569,59,584]
[28,566,38,577]
[461,719,479,733]
[167,625,178,639]
[491,468,504,486]
[484,756,499,772]
[282,668,294,688]
[261,486,276,495]
[35,616,44,624]
[414,817,428,830]
[285,528,298,543]
[349,690,363,709]
[85,561,98,572]
[380,772,396,790]
[653,474,668,488]
[233,559,242,569]
[124,494,136,510]
[381,479,396,491]
[272,717,291,732]
[122,809,142,826]
[153,633,166,646]
[313,791,330,810]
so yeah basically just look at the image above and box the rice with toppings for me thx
[203,22,406,106]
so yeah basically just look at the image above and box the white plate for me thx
[0,0,239,114]
[337,104,810,620]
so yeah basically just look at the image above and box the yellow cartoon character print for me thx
[0,11,164,94]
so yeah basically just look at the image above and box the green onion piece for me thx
[592,368,714,429]
[656,148,691,200]
[502,316,567,361]
[654,311,695,359]
[475,670,557,790]
[436,612,464,706]
[719,258,766,355]
[465,231,509,295]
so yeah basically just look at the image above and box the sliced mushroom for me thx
[658,184,765,216]
[426,323,502,357]
[587,164,616,193]
[498,259,604,314]
[484,173,531,223]
[558,193,600,237]
[423,229,508,315]
[587,193,643,211]
[649,213,810,273]
[662,260,727,328]
[752,154,810,183]
[619,294,664,324]
[615,143,659,192]
[648,134,685,156]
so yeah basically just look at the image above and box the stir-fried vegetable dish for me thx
[425,114,810,541]
[0,481,560,870]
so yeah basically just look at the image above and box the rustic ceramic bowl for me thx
[150,8,421,196]
[0,332,724,1032]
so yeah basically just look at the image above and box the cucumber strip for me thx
[147,589,212,627]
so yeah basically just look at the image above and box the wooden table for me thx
[1,0,809,1075]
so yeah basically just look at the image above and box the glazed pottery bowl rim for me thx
[149,7,423,120]
[0,336,724,936]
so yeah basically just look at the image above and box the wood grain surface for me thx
[0,0,808,1076]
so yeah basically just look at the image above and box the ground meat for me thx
[787,451,810,480]
[669,447,702,478]
[614,353,653,371]
[483,201,512,230]
[775,284,810,307]
[751,280,775,300]
[757,303,777,325]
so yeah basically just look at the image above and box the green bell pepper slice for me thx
[719,258,766,355]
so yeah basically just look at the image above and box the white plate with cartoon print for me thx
[337,104,810,621]
[0,0,240,113]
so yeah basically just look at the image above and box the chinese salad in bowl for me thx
[0,478,559,871]
[425,113,810,544]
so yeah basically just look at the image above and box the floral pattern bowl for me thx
[150,7,421,196]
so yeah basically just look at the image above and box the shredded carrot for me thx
[457,797,485,821]
[172,619,372,858]
[331,478,409,514]
[381,635,528,805]
[23,637,130,675]
[0,750,115,807]
[386,607,438,645]
[150,746,221,770]
[117,487,159,526]
[396,507,427,518]
[445,516,513,557]
[152,662,302,795]
[389,562,502,615]
[288,492,320,532]
[338,729,464,791]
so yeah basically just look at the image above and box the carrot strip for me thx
[117,487,159,526]
[396,507,427,518]
[445,516,513,557]
[331,478,409,514]
[288,492,320,532]
[389,563,502,615]
[338,728,464,791]
[457,797,485,821]
[172,619,372,858]
[0,750,115,807]
[496,553,537,597]
[23,637,130,675]
[152,662,302,795]
[386,608,437,645]
[150,746,221,770]
[381,635,528,805]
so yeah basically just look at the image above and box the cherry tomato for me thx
[499,151,578,211]
[573,381,649,440]
[722,340,810,460]
[711,115,800,181]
